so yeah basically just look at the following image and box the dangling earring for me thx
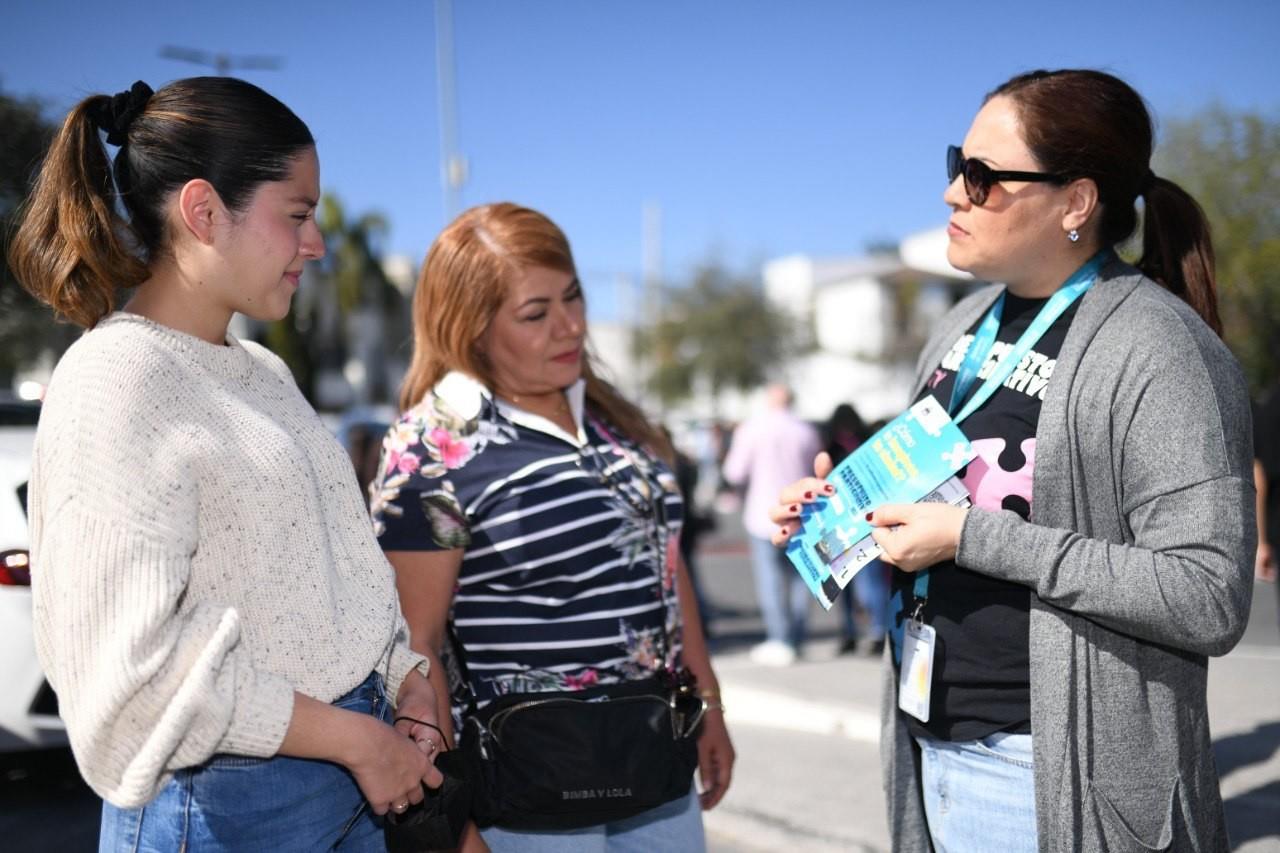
[1068,229,1080,243]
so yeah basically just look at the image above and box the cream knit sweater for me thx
[29,313,426,808]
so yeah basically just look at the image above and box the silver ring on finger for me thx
[394,801,409,812]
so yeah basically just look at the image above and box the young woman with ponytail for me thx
[771,70,1254,851]
[10,77,445,850]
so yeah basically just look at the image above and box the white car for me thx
[0,399,67,752]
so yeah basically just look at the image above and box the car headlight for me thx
[0,549,31,586]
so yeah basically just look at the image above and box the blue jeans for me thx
[748,535,810,648]
[100,672,389,852]
[480,787,705,852]
[913,732,1037,853]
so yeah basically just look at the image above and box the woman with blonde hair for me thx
[371,202,734,852]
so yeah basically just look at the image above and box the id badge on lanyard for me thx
[897,249,1111,723]
[898,626,936,722]
[898,574,935,722]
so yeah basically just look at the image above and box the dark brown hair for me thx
[989,69,1221,335]
[8,77,314,328]
[402,202,672,462]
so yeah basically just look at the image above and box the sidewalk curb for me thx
[706,803,886,853]
[719,682,880,744]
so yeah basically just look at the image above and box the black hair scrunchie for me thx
[89,80,154,146]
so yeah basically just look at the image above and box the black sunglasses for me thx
[947,145,1066,206]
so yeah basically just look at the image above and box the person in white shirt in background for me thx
[723,384,823,665]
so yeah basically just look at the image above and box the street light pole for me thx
[435,0,467,220]
[159,46,283,77]
[642,200,664,415]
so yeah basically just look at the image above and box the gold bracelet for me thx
[703,700,726,713]
[698,688,721,701]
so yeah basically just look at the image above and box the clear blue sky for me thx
[4,1,1278,319]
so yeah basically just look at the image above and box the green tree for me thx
[261,193,409,406]
[1157,106,1280,393]
[637,264,798,411]
[318,196,395,316]
[0,86,77,388]
[316,194,409,405]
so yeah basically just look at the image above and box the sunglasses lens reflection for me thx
[965,160,990,205]
[946,146,961,182]
[947,146,988,206]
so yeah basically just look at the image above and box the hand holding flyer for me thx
[784,395,975,609]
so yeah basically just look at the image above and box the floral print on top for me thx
[370,373,684,705]
[371,395,516,547]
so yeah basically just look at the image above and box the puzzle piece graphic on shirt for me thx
[960,437,1036,515]
[941,442,972,470]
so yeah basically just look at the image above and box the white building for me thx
[584,225,978,432]
[759,226,975,424]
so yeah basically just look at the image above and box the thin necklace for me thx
[509,392,570,422]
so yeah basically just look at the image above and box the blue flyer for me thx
[784,395,975,609]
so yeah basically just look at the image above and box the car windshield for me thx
[0,401,40,427]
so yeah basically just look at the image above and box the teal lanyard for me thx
[910,249,1112,612]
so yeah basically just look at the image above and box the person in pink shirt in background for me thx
[723,384,823,665]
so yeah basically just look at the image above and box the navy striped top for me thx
[370,372,684,705]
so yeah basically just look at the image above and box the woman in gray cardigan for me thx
[772,70,1254,852]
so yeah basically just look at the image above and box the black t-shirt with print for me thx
[893,291,1080,742]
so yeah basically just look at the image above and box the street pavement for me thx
[695,516,1280,853]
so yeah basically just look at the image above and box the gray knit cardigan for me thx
[881,258,1255,853]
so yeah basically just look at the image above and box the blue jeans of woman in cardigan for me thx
[913,731,1038,853]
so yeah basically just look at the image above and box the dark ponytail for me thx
[9,96,148,328]
[1138,176,1220,335]
[989,69,1222,336]
[9,77,314,329]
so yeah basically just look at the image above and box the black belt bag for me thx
[445,415,706,831]
[453,675,705,830]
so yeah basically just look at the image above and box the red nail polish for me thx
[790,504,799,513]
[804,491,814,500]
[865,512,874,521]
[823,485,835,494]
